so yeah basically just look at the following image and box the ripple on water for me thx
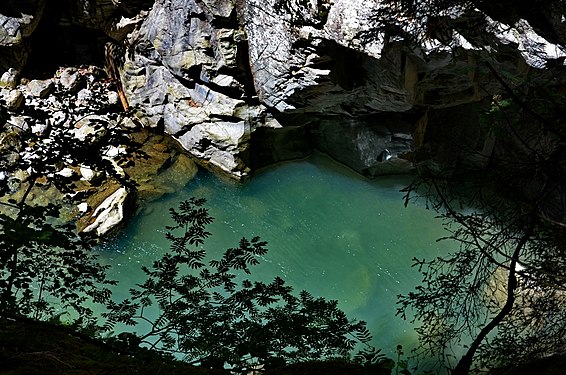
[96,152,453,357]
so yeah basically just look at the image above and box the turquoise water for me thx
[97,152,453,357]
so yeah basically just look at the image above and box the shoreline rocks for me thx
[0,64,199,238]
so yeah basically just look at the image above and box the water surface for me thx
[97,152,453,356]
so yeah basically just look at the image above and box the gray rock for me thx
[310,115,414,175]
[102,156,126,178]
[0,0,46,45]
[31,122,48,135]
[76,88,93,106]
[80,166,99,181]
[2,89,24,111]
[58,68,84,93]
[107,91,119,106]
[114,0,566,180]
[5,115,30,132]
[13,169,30,183]
[27,79,54,98]
[73,115,109,143]
[200,0,234,18]
[49,111,68,127]
[0,68,19,89]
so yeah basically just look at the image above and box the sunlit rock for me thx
[0,68,19,89]
[56,167,75,178]
[77,202,89,214]
[2,89,24,111]
[26,79,54,98]
[82,187,130,237]
[80,165,102,181]
[58,67,84,93]
[73,115,110,143]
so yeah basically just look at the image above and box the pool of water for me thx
[96,152,453,357]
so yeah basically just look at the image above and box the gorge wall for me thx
[1,0,566,233]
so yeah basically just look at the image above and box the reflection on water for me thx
[96,152,453,357]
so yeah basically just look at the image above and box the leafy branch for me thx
[104,198,376,373]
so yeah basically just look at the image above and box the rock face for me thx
[1,0,566,231]
[117,0,565,178]
[2,0,565,180]
[122,0,262,178]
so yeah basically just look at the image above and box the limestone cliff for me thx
[118,0,565,178]
[1,0,566,227]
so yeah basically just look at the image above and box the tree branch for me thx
[452,219,535,375]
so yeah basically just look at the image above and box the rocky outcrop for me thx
[120,0,416,177]
[1,0,566,229]
[118,0,566,179]
[2,0,565,181]
[121,0,265,178]
[0,65,198,237]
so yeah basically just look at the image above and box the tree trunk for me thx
[452,223,535,375]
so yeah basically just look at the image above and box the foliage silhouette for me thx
[104,197,380,373]
[397,75,566,374]
[0,93,145,328]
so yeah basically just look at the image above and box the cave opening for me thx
[22,5,109,79]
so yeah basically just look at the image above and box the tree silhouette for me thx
[397,68,566,374]
[104,197,381,373]
[0,104,139,327]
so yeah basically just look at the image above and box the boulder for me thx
[1,88,24,111]
[73,115,110,143]
[26,79,54,98]
[79,165,100,181]
[82,186,130,236]
[58,67,84,93]
[0,68,19,89]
